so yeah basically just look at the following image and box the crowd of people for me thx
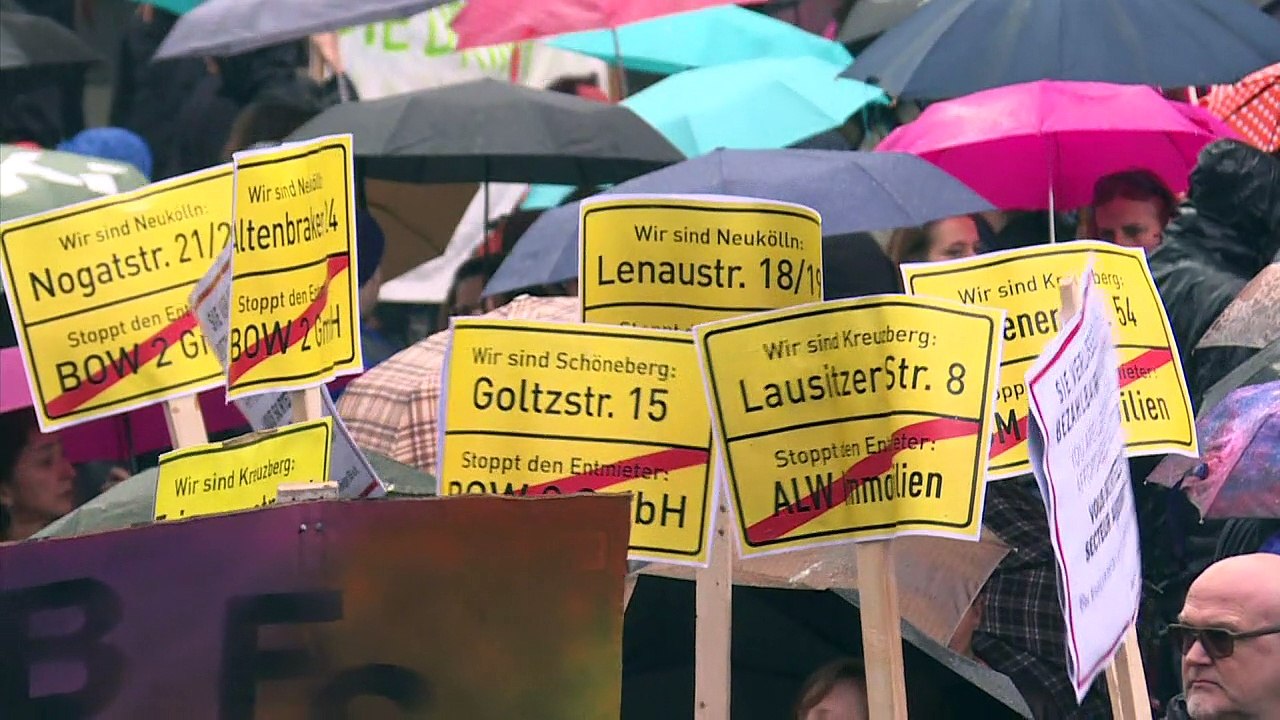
[2,3,1278,719]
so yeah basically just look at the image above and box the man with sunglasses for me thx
[1164,553,1280,719]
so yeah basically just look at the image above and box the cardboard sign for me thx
[1,495,628,718]
[439,319,714,565]
[580,194,823,331]
[694,296,1004,556]
[226,136,362,399]
[154,417,333,521]
[1026,274,1141,701]
[191,239,386,498]
[902,241,1197,479]
[0,166,231,430]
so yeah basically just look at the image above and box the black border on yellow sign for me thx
[443,321,713,559]
[904,244,1195,473]
[580,202,823,318]
[153,418,333,521]
[228,142,358,392]
[699,299,998,549]
[0,169,232,421]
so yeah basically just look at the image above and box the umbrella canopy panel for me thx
[0,11,99,70]
[549,5,851,74]
[842,0,1280,99]
[287,79,684,185]
[154,0,451,60]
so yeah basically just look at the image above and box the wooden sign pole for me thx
[163,395,209,450]
[856,540,910,719]
[1058,278,1151,720]
[694,498,733,720]
[291,387,324,423]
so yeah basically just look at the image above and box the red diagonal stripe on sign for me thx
[522,447,709,495]
[745,416,981,544]
[989,347,1175,459]
[227,255,349,384]
[44,311,201,418]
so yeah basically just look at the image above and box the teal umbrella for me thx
[521,183,581,210]
[620,56,887,157]
[129,0,203,14]
[547,5,851,75]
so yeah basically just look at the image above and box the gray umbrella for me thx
[154,0,451,60]
[483,148,992,296]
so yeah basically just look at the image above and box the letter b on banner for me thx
[0,578,125,715]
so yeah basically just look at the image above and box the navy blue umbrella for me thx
[483,148,991,297]
[840,0,1280,99]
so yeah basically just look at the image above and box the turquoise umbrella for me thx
[129,0,203,14]
[620,56,887,157]
[521,183,582,210]
[547,5,851,75]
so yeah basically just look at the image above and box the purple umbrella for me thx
[1148,380,1279,519]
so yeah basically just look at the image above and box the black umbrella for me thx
[289,79,683,186]
[0,10,99,71]
[287,78,684,218]
[840,0,1280,99]
[623,577,1032,719]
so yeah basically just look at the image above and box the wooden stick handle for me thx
[857,540,909,719]
[694,498,733,720]
[163,394,208,450]
[291,387,324,423]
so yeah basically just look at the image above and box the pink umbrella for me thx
[451,0,767,50]
[1170,100,1245,143]
[876,80,1227,211]
[2,346,249,463]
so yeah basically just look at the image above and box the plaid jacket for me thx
[974,476,1113,719]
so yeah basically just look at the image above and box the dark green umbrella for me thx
[0,145,147,222]
[0,11,99,71]
[32,450,436,540]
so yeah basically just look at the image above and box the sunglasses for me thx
[1167,623,1280,660]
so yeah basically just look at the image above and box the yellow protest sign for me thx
[580,195,823,331]
[0,166,231,430]
[439,320,714,565]
[694,296,1004,556]
[154,416,333,521]
[226,135,361,399]
[902,241,1196,479]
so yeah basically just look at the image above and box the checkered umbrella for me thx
[1203,63,1280,152]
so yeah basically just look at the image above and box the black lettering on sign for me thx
[311,664,432,719]
[219,590,432,720]
[0,578,125,716]
[220,590,344,720]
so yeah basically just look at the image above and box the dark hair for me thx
[1092,169,1177,226]
[886,224,934,265]
[438,254,508,328]
[0,409,41,537]
[546,73,599,95]
[793,657,867,720]
[223,97,321,160]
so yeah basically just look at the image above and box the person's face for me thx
[1093,197,1165,254]
[803,680,869,720]
[450,274,498,317]
[926,217,980,261]
[1180,578,1280,717]
[0,431,76,532]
